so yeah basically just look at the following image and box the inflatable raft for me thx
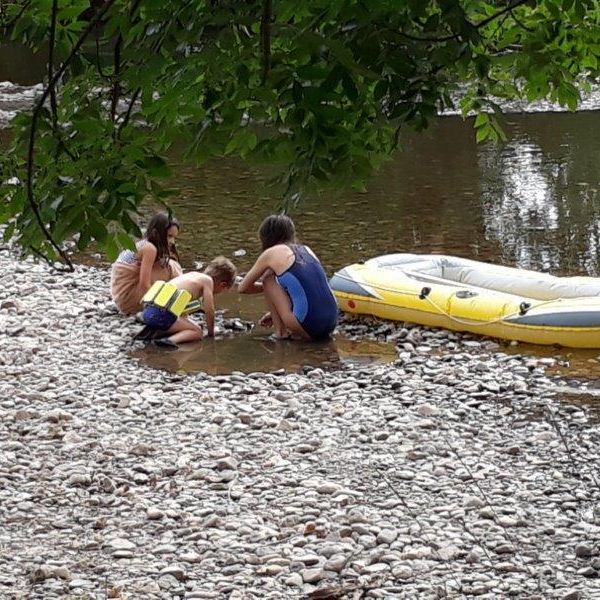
[329,254,600,348]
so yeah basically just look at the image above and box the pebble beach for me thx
[1,241,600,600]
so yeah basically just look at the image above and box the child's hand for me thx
[258,312,273,327]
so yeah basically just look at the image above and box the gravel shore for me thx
[1,244,600,600]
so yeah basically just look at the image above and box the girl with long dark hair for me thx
[111,212,183,314]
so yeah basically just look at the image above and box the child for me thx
[111,212,183,315]
[143,256,236,347]
[238,214,338,340]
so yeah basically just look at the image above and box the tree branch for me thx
[110,34,123,123]
[477,0,532,30]
[95,30,110,79]
[509,7,535,33]
[47,0,59,131]
[117,87,141,136]
[397,0,533,44]
[260,0,272,84]
[26,0,120,269]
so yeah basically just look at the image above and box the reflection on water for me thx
[164,111,600,282]
[479,112,600,274]
[130,330,397,375]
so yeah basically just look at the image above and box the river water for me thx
[2,42,600,378]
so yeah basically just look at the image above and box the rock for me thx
[317,482,342,494]
[147,507,164,520]
[285,573,304,587]
[107,538,136,553]
[29,566,53,583]
[376,529,398,545]
[464,496,485,509]
[53,567,72,581]
[392,565,413,579]
[575,543,593,558]
[216,456,238,471]
[160,566,186,581]
[416,403,440,417]
[301,568,325,583]
[324,554,347,572]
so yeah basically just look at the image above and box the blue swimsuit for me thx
[276,245,339,340]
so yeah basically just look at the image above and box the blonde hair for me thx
[204,256,236,287]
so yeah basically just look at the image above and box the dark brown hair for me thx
[204,256,237,287]
[258,214,296,250]
[145,213,180,267]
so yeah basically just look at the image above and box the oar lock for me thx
[419,287,431,300]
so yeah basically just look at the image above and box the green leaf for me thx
[104,235,119,262]
[474,112,489,127]
[141,156,171,178]
[88,219,108,243]
[476,125,490,143]
[116,231,136,251]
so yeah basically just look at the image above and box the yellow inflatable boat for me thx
[329,254,600,348]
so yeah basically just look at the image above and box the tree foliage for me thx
[1,0,599,267]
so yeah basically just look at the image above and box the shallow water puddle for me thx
[502,342,600,417]
[130,330,397,375]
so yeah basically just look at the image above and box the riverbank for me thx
[1,245,600,599]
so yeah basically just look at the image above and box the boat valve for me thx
[419,287,431,300]
[519,301,531,316]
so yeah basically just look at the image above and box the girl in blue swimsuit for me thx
[238,215,338,340]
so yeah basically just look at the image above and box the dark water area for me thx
[0,42,47,85]
[168,110,600,279]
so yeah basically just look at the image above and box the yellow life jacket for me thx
[142,281,202,317]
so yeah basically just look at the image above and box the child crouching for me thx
[142,257,236,348]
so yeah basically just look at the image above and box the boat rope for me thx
[331,271,570,328]
[422,293,556,327]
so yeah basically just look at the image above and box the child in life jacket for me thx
[141,256,236,348]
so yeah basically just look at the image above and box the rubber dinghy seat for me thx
[436,257,600,301]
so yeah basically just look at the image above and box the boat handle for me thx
[455,290,478,299]
[419,287,431,299]
[519,302,531,315]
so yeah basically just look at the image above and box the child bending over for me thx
[142,257,236,348]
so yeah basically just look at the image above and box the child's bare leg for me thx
[262,273,310,340]
[263,294,287,338]
[166,317,203,345]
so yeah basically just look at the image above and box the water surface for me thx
[130,330,397,375]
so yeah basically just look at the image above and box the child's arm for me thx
[238,250,273,294]
[138,243,158,293]
[202,281,216,336]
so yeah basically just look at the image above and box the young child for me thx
[111,212,183,315]
[238,214,338,340]
[142,256,236,348]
